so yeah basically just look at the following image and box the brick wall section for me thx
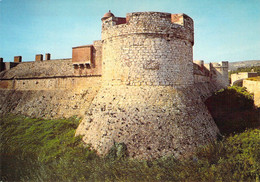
[72,45,93,64]
[73,40,102,76]
[45,53,51,60]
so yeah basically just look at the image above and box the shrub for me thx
[205,86,259,135]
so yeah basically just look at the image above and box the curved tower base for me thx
[76,85,219,159]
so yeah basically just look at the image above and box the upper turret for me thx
[101,11,194,45]
[100,11,195,87]
[101,10,115,21]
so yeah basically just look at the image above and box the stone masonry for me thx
[231,72,258,86]
[0,11,229,159]
[75,12,221,159]
[243,79,260,107]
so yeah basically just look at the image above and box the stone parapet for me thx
[102,12,194,45]
[243,79,260,107]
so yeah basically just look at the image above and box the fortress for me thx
[0,11,229,159]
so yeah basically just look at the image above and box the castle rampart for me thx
[76,11,219,159]
[193,60,229,89]
[0,11,229,159]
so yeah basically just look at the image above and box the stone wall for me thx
[211,61,229,89]
[76,12,219,159]
[0,58,102,119]
[0,76,101,91]
[243,79,260,107]
[0,59,74,79]
[101,12,194,86]
[231,72,258,85]
[193,60,229,91]
[193,60,211,83]
[0,77,101,118]
[76,85,219,159]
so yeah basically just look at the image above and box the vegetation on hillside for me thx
[1,86,260,181]
[229,65,260,78]
[205,86,259,135]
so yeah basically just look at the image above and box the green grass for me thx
[1,86,260,181]
[246,76,260,81]
[1,114,260,181]
[0,115,96,181]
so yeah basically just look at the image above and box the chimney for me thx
[14,56,22,63]
[35,54,43,61]
[45,53,51,60]
[0,58,3,63]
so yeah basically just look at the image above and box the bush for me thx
[205,86,259,135]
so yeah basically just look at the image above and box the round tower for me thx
[101,12,194,86]
[76,12,219,159]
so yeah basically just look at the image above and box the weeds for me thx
[1,86,260,181]
[1,114,259,181]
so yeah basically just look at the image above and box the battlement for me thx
[193,60,229,87]
[101,11,194,45]
[211,61,228,68]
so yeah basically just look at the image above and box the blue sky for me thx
[0,0,259,63]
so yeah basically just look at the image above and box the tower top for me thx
[101,10,115,21]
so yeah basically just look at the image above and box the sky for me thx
[0,0,259,63]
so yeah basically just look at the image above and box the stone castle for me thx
[0,11,229,159]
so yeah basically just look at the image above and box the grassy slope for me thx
[1,86,260,181]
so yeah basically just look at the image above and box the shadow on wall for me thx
[232,79,243,87]
[205,86,260,136]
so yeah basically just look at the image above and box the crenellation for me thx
[101,12,194,46]
[35,54,43,61]
[45,53,51,60]
[14,56,22,63]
